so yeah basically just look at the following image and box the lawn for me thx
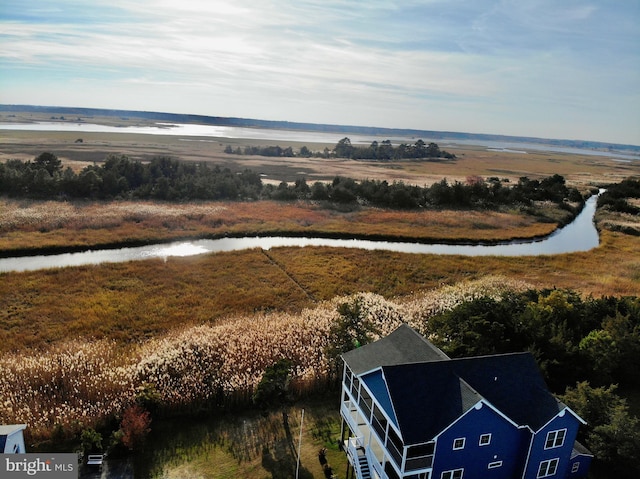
[137,396,347,479]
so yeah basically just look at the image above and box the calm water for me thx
[0,194,601,273]
[1,122,638,159]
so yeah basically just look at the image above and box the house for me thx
[0,424,27,454]
[339,325,592,479]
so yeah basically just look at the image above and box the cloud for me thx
[1,0,638,144]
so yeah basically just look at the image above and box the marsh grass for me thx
[1,197,639,450]
[0,199,560,252]
[1,276,531,443]
[1,227,639,354]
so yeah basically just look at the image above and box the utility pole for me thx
[295,409,305,479]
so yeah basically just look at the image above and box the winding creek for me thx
[0,194,602,273]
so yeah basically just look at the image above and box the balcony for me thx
[405,454,434,471]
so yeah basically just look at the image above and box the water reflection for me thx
[1,122,638,159]
[0,195,601,273]
[142,242,210,258]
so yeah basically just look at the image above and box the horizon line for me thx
[1,104,639,150]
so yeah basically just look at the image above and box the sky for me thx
[1,0,639,145]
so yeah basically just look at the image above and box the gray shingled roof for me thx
[571,440,594,457]
[341,324,449,375]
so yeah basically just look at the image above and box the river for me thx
[0,194,601,273]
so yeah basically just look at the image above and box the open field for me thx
[1,114,638,188]
[1,119,639,478]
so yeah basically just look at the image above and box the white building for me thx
[0,424,27,453]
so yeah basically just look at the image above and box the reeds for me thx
[0,340,136,439]
[0,276,530,442]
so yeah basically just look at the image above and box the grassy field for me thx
[1,228,638,354]
[1,123,639,478]
[138,396,347,479]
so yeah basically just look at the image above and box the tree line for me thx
[0,153,263,201]
[0,152,584,211]
[225,137,456,160]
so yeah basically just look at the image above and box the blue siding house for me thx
[339,325,592,479]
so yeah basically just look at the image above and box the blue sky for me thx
[1,0,638,145]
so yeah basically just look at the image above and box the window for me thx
[488,461,503,469]
[479,433,492,446]
[571,462,580,473]
[537,458,559,478]
[452,437,465,450]
[441,469,464,479]
[545,429,566,449]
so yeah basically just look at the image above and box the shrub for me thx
[119,404,151,451]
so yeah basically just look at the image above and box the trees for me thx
[34,152,62,176]
[80,428,103,454]
[561,382,640,478]
[253,359,294,421]
[326,296,380,379]
[334,137,355,158]
[579,304,640,386]
[426,294,531,358]
[425,289,640,475]
[0,152,590,214]
[331,137,455,160]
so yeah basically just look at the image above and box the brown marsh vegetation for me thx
[1,112,638,187]
[0,198,562,253]
[1,125,639,477]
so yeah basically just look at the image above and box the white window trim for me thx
[441,468,464,479]
[537,458,559,478]
[479,433,492,446]
[544,429,567,449]
[571,462,580,473]
[452,437,466,450]
[488,461,503,469]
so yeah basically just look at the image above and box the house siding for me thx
[1,429,26,454]
[522,412,581,479]
[567,454,592,479]
[431,402,528,479]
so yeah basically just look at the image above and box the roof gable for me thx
[447,353,562,431]
[0,424,26,453]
